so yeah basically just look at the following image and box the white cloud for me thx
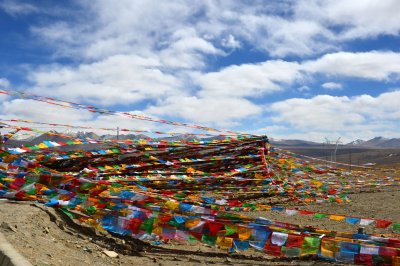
[159,28,224,69]
[247,17,335,57]
[269,90,400,141]
[146,96,262,126]
[195,60,302,98]
[27,1,333,60]
[271,95,365,131]
[322,82,342,90]
[295,0,400,40]
[27,54,182,106]
[21,49,400,126]
[303,51,400,80]
[0,0,38,16]
[30,0,221,65]
[26,0,400,61]
[221,34,241,49]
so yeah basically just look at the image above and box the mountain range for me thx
[269,136,400,149]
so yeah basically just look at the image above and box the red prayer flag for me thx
[354,254,373,266]
[286,234,304,248]
[379,246,398,257]
[207,221,224,236]
[375,220,392,228]
[264,242,282,256]
[299,210,314,215]
[388,238,400,248]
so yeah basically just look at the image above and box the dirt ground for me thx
[0,199,352,266]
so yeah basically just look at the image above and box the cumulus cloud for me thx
[271,95,365,131]
[303,51,400,80]
[295,0,400,39]
[27,54,182,106]
[322,82,342,90]
[21,49,400,127]
[269,90,400,141]
[221,34,241,49]
[23,0,400,61]
[245,17,335,57]
[146,96,262,126]
[195,60,302,98]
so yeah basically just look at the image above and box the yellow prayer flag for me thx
[38,143,48,149]
[216,236,233,250]
[152,226,162,236]
[260,205,272,210]
[185,218,201,229]
[165,200,179,210]
[237,226,252,241]
[311,179,323,188]
[329,215,346,221]
[320,239,339,259]
[315,229,331,235]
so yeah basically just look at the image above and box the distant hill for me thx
[346,137,400,148]
[347,139,365,145]
[101,133,152,141]
[271,136,400,149]
[270,139,320,147]
[4,131,400,149]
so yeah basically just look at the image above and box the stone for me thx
[1,221,17,232]
[103,250,119,258]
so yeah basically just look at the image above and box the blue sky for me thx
[0,0,400,142]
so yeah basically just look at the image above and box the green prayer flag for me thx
[285,247,300,257]
[111,183,122,188]
[85,206,96,215]
[173,193,186,199]
[201,235,217,246]
[80,182,94,190]
[140,218,154,234]
[188,235,198,244]
[301,236,321,255]
[59,208,78,219]
[314,213,328,219]
[168,219,179,227]
[26,175,39,183]
[393,223,400,231]
[224,225,237,236]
